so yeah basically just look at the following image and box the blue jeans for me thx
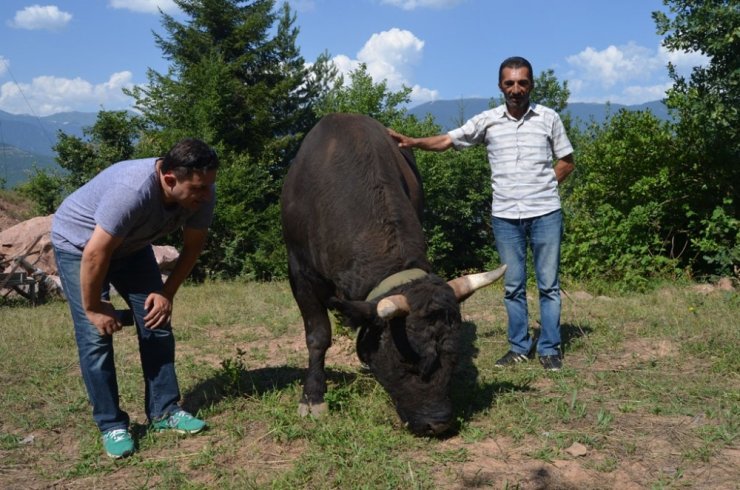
[491,210,563,357]
[54,246,181,433]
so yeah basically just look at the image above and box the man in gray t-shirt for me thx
[52,138,219,459]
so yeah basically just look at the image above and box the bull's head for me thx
[330,265,506,436]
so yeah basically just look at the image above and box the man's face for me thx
[499,66,533,112]
[164,169,217,210]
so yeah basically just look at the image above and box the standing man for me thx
[51,138,219,459]
[388,56,574,371]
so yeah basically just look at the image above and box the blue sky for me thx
[0,0,708,116]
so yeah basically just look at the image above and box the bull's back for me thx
[281,113,427,297]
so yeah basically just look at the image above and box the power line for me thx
[0,57,56,149]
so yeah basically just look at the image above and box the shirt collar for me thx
[498,102,540,121]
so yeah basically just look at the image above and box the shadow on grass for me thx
[182,319,549,435]
[561,322,593,354]
[450,321,533,423]
[182,364,357,414]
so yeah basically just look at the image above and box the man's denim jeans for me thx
[491,210,563,357]
[54,246,181,433]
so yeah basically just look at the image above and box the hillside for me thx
[0,110,97,188]
[0,189,34,231]
[0,145,57,189]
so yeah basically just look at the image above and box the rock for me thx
[565,290,594,301]
[692,284,715,294]
[717,277,735,292]
[0,215,56,275]
[153,245,180,273]
[1,215,180,298]
[565,442,588,457]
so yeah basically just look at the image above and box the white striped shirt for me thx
[448,103,573,219]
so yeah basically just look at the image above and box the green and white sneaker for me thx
[102,428,134,459]
[151,409,206,434]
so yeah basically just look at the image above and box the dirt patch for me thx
[613,338,677,367]
[431,436,617,489]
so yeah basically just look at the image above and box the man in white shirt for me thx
[388,56,574,371]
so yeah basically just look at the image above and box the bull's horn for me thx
[447,264,507,301]
[376,294,410,319]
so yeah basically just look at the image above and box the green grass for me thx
[0,279,737,488]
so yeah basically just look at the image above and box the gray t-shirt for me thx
[51,158,215,258]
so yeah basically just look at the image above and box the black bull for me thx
[280,113,505,435]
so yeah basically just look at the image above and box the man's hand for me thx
[144,291,173,329]
[86,301,123,336]
[387,128,413,148]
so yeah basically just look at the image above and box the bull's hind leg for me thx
[287,266,332,417]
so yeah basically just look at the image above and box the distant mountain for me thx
[0,144,56,188]
[0,110,97,188]
[408,98,670,131]
[1,101,671,188]
[0,110,97,156]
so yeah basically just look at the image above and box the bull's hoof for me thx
[298,401,328,418]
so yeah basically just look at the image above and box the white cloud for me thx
[566,42,662,89]
[331,28,438,105]
[108,0,179,14]
[359,28,424,86]
[381,0,464,10]
[657,44,710,79]
[9,5,72,31]
[565,41,712,104]
[409,85,438,104]
[0,57,9,77]
[0,72,135,116]
[621,82,673,103]
[331,54,361,76]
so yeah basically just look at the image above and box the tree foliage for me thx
[561,110,682,288]
[125,0,337,278]
[652,0,739,277]
[316,63,412,127]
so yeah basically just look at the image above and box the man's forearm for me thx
[161,247,201,299]
[412,134,454,152]
[80,250,110,311]
[554,154,575,183]
[161,229,207,299]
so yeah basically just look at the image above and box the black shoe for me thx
[539,355,562,371]
[494,351,529,367]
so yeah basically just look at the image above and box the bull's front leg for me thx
[299,309,332,417]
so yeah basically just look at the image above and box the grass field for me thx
[0,279,737,489]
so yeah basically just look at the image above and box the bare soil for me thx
[0,192,31,232]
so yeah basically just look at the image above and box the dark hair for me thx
[498,56,534,84]
[160,138,219,178]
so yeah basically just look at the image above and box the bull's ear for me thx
[328,297,377,328]
[357,324,380,364]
